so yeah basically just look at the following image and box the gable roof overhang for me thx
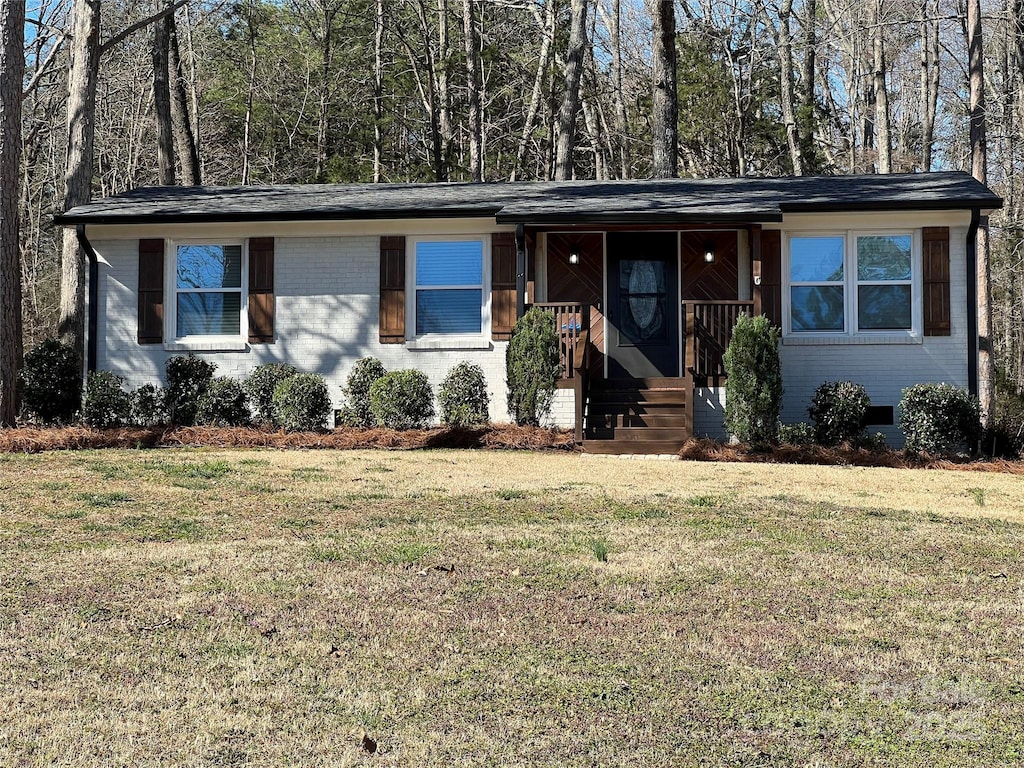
[54,171,1002,228]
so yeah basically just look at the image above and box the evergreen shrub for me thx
[165,355,216,426]
[808,380,870,446]
[130,384,169,427]
[438,362,489,427]
[369,369,435,430]
[723,314,782,445]
[20,339,81,424]
[272,373,332,432]
[196,377,250,426]
[899,383,981,455]
[82,371,131,428]
[243,363,298,424]
[506,308,560,427]
[338,357,387,427]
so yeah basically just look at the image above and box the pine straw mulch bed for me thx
[1,428,1021,474]
[0,424,577,454]
[678,437,1024,474]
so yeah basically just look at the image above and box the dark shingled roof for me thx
[55,171,1001,226]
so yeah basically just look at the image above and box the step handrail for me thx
[573,329,590,442]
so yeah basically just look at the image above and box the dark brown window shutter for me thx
[491,232,516,341]
[138,239,164,344]
[760,229,782,327]
[923,226,951,336]
[379,235,406,343]
[248,237,275,343]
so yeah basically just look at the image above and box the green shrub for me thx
[723,314,782,445]
[130,384,169,427]
[778,422,815,447]
[808,380,870,446]
[19,338,81,424]
[82,371,131,428]
[243,363,298,424]
[338,357,387,427]
[165,355,216,426]
[506,307,560,427]
[196,377,250,426]
[899,383,981,455]
[369,369,435,430]
[438,362,489,427]
[272,373,332,432]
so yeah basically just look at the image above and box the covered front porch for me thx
[522,227,777,452]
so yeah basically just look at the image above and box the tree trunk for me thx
[798,0,817,171]
[871,0,891,173]
[152,5,176,185]
[776,0,804,175]
[554,0,588,180]
[967,0,994,425]
[0,0,25,426]
[168,4,200,184]
[463,0,482,181]
[650,0,678,178]
[315,4,335,182]
[59,0,101,362]
[919,0,939,171]
[436,0,452,179]
[373,0,385,182]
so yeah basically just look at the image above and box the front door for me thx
[606,232,679,378]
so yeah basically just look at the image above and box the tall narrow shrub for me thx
[19,339,81,424]
[165,355,216,426]
[506,308,560,426]
[338,357,386,427]
[723,314,782,445]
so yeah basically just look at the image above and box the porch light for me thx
[703,243,716,264]
[568,249,580,265]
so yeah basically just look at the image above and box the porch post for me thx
[515,223,527,319]
[750,224,763,317]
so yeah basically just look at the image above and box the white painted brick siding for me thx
[94,235,525,424]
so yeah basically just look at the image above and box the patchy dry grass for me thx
[2,449,1023,766]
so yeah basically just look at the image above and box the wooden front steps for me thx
[582,378,691,455]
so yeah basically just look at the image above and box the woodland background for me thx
[4,0,1024,418]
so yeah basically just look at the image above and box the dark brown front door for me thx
[606,232,679,378]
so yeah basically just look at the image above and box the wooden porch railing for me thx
[531,302,587,381]
[573,329,590,442]
[684,300,755,382]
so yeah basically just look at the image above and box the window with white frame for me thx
[786,232,918,336]
[411,237,485,337]
[171,242,245,339]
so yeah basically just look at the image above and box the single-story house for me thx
[56,172,1002,453]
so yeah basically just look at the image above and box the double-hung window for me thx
[785,231,918,339]
[410,237,486,339]
[171,241,245,340]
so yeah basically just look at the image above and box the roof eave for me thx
[53,206,504,227]
[780,198,1004,214]
[494,211,785,225]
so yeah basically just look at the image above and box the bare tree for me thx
[650,0,678,177]
[871,0,892,173]
[919,0,939,170]
[0,0,25,426]
[967,0,994,424]
[511,0,555,180]
[463,0,482,181]
[554,0,589,180]
[153,2,176,185]
[775,0,805,174]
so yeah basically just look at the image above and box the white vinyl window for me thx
[407,236,488,343]
[168,241,246,342]
[785,231,919,338]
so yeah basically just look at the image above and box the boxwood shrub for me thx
[899,383,981,455]
[82,371,131,428]
[20,338,81,424]
[438,362,489,427]
[196,377,250,426]
[272,373,332,432]
[808,380,870,446]
[165,355,216,426]
[369,369,435,430]
[338,357,387,427]
[243,363,298,425]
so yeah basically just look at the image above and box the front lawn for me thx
[1,449,1022,766]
